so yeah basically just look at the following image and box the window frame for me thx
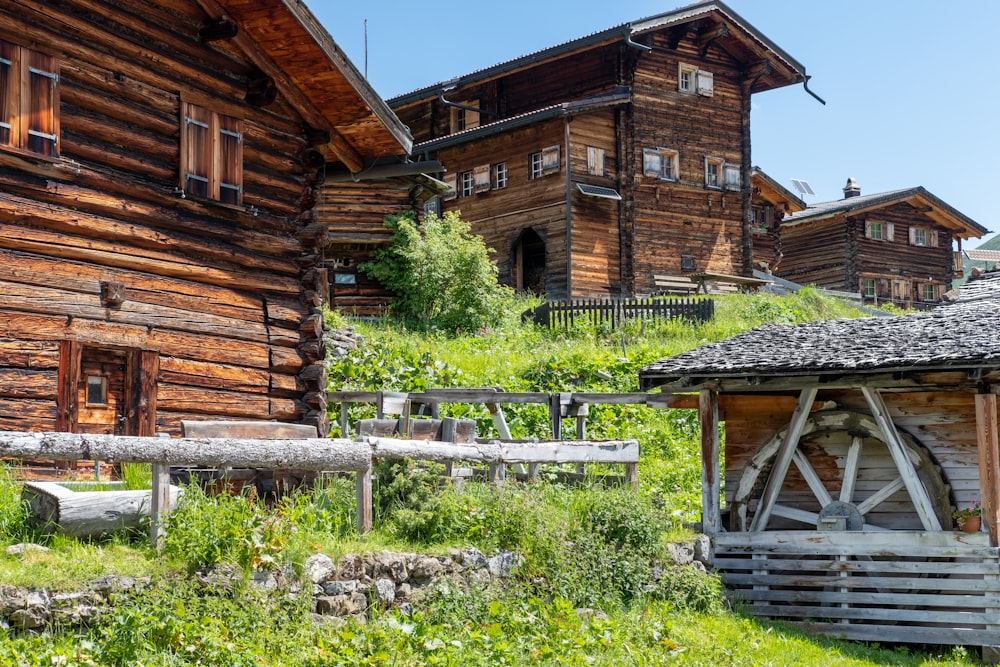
[180,100,244,205]
[862,278,877,297]
[865,219,894,242]
[679,62,714,96]
[643,147,679,181]
[492,162,507,189]
[459,170,475,197]
[529,151,544,180]
[704,157,724,189]
[0,40,59,159]
[529,145,560,180]
[922,283,936,302]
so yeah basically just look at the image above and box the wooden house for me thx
[387,1,814,300]
[0,0,412,440]
[749,167,805,274]
[776,179,987,307]
[639,271,1000,653]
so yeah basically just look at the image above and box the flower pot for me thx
[959,515,981,533]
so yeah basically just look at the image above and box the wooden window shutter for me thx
[697,70,714,97]
[0,42,13,146]
[26,50,58,157]
[541,145,560,175]
[218,113,243,205]
[886,222,895,242]
[929,230,939,247]
[473,164,490,193]
[182,102,212,199]
[442,173,457,201]
[587,146,605,176]
[642,148,661,177]
[909,227,917,245]
[864,220,872,239]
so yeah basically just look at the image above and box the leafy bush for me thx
[359,210,516,332]
[0,464,33,542]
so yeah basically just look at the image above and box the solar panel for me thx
[790,178,815,196]
[575,183,622,200]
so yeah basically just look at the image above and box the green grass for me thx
[0,290,980,665]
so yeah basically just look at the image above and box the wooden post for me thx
[149,433,172,552]
[699,389,720,534]
[486,402,514,478]
[356,461,372,534]
[573,402,589,475]
[976,393,1000,546]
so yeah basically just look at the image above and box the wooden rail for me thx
[524,297,713,329]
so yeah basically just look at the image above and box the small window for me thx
[681,255,697,272]
[922,283,936,302]
[0,41,59,157]
[450,104,480,133]
[862,278,876,297]
[704,157,724,189]
[909,227,938,247]
[587,146,605,177]
[529,151,544,179]
[723,163,740,189]
[865,220,894,242]
[86,375,108,405]
[459,170,475,197]
[643,148,678,181]
[679,62,713,96]
[751,206,771,232]
[181,102,243,204]
[492,162,507,189]
[869,222,884,241]
[530,145,560,179]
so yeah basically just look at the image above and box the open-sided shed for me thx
[640,272,1000,653]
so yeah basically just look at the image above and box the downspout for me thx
[801,76,826,105]
[564,116,573,298]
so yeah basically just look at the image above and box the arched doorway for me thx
[512,228,546,294]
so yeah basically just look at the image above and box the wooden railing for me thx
[525,297,713,329]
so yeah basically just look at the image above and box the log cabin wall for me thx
[0,0,336,437]
[720,384,982,531]
[436,120,570,299]
[777,218,851,291]
[628,34,746,295]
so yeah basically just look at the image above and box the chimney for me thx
[843,177,861,199]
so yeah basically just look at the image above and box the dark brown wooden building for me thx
[776,179,987,307]
[0,0,412,439]
[387,1,813,299]
[749,168,805,274]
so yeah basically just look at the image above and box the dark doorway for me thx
[513,228,546,295]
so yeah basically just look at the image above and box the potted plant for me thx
[953,501,982,532]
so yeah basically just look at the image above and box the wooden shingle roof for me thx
[638,273,1000,390]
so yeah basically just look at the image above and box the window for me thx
[492,162,507,189]
[679,63,714,96]
[459,170,475,197]
[922,283,936,302]
[704,157,724,188]
[529,145,560,179]
[751,206,772,232]
[181,101,243,204]
[450,104,480,133]
[723,163,740,189]
[587,146,605,177]
[865,220,894,241]
[909,227,938,247]
[0,41,58,157]
[643,148,678,181]
[862,278,876,297]
[86,375,107,405]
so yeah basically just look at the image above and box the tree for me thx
[359,210,512,332]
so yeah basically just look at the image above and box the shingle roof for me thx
[965,249,1000,263]
[638,273,1000,388]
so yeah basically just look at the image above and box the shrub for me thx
[358,210,515,332]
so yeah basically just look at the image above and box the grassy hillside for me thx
[0,290,979,665]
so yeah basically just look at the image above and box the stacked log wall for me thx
[628,35,746,295]
[0,0,327,435]
[778,219,851,290]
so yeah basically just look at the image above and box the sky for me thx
[313,1,998,247]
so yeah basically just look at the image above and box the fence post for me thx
[150,433,172,552]
[356,443,373,534]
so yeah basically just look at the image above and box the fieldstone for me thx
[397,602,414,618]
[375,552,408,582]
[338,554,365,580]
[9,607,47,630]
[411,556,444,582]
[460,547,488,570]
[315,592,367,616]
[487,551,522,577]
[374,578,396,607]
[465,568,491,587]
[305,554,336,584]
[693,534,713,568]
[321,580,357,596]
[311,612,347,629]
[6,543,49,557]
[51,604,101,625]
[666,542,694,566]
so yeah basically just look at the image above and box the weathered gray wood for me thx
[788,623,1000,649]
[839,435,863,503]
[715,529,994,557]
[976,393,1000,546]
[23,481,181,538]
[750,387,818,531]
[356,464,372,534]
[714,557,1000,575]
[370,438,503,464]
[0,431,371,471]
[181,420,317,439]
[150,461,171,552]
[499,440,639,464]
[700,389,720,534]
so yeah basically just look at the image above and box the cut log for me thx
[22,481,181,538]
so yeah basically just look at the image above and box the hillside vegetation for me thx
[0,291,978,665]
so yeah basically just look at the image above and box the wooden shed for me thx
[640,271,1000,652]
[0,0,411,441]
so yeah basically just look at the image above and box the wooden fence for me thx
[525,297,713,329]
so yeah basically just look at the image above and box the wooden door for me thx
[77,347,130,435]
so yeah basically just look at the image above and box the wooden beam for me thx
[975,393,1000,546]
[700,389,721,534]
[189,0,364,172]
[861,387,942,531]
[750,387,818,532]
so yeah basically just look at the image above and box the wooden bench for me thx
[652,274,697,295]
[687,272,772,294]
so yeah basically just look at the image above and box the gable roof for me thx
[752,168,806,213]
[388,0,808,108]
[206,0,412,171]
[781,186,988,240]
[638,272,1000,390]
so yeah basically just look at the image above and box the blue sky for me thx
[314,1,997,247]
